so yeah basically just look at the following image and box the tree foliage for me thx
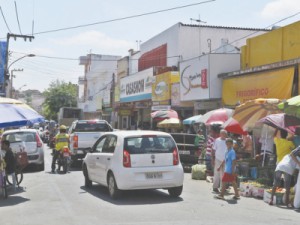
[43,80,77,120]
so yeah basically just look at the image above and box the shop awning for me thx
[222,67,295,106]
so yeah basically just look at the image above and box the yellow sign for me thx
[152,73,170,101]
[222,67,294,105]
[119,109,131,116]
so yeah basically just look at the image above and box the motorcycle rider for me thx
[51,125,69,173]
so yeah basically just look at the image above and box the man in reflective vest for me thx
[51,125,69,173]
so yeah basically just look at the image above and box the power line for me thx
[31,0,216,35]
[0,6,12,33]
[14,1,22,34]
[210,11,300,53]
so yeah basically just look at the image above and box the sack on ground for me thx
[191,164,206,180]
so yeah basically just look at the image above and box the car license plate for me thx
[145,172,163,179]
[179,150,190,155]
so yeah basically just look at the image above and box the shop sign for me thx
[222,67,294,105]
[152,74,169,101]
[135,102,149,108]
[179,56,209,101]
[120,68,153,102]
[171,83,180,106]
[119,109,131,116]
[194,101,221,110]
[151,105,171,111]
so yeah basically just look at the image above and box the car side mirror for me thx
[85,147,92,153]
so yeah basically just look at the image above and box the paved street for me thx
[0,146,299,225]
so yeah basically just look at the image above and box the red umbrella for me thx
[223,118,247,135]
[195,108,234,125]
[151,110,178,121]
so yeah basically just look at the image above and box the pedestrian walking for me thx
[212,129,227,193]
[215,138,240,200]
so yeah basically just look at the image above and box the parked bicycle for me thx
[5,150,28,187]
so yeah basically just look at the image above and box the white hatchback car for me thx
[82,130,184,198]
[1,129,45,170]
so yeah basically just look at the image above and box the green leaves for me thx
[42,80,77,120]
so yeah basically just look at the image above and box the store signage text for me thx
[126,79,144,95]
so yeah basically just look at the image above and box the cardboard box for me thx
[263,190,284,205]
[252,186,265,198]
[240,182,252,197]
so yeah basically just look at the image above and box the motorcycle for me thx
[57,146,72,174]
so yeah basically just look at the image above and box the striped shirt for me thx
[206,136,215,157]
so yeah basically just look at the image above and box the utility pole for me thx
[3,33,34,96]
[10,68,23,98]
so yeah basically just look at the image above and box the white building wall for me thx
[129,51,140,75]
[140,23,268,66]
[84,54,121,113]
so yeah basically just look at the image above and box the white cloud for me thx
[261,0,300,19]
[51,31,134,55]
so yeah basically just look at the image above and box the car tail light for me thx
[123,150,131,168]
[36,134,43,147]
[73,135,78,149]
[173,148,179,165]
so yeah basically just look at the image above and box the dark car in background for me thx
[170,133,203,172]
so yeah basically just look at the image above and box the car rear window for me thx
[74,122,111,132]
[3,132,36,143]
[124,136,176,154]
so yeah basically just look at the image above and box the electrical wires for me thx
[14,1,22,34]
[32,0,216,35]
[0,6,12,33]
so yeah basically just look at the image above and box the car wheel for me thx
[107,173,121,199]
[83,165,92,188]
[168,186,183,197]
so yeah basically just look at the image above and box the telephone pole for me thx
[10,68,23,98]
[2,33,34,96]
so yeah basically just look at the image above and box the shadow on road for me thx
[80,185,183,205]
[0,195,29,207]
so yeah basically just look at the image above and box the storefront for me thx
[119,67,153,130]
[222,65,298,106]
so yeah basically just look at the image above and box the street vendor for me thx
[274,129,295,164]
[194,129,205,158]
[269,146,300,208]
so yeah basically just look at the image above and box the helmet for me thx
[60,125,67,130]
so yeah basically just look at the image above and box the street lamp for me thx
[7,54,35,71]
[6,53,35,97]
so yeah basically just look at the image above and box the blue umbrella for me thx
[183,115,202,125]
[0,103,44,128]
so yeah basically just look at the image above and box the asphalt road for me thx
[0,146,299,225]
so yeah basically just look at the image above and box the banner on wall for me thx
[222,67,295,105]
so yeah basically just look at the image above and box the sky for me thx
[0,0,300,92]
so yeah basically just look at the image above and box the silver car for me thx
[2,129,45,170]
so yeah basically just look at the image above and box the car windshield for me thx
[74,122,111,132]
[124,136,176,154]
[3,132,36,143]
